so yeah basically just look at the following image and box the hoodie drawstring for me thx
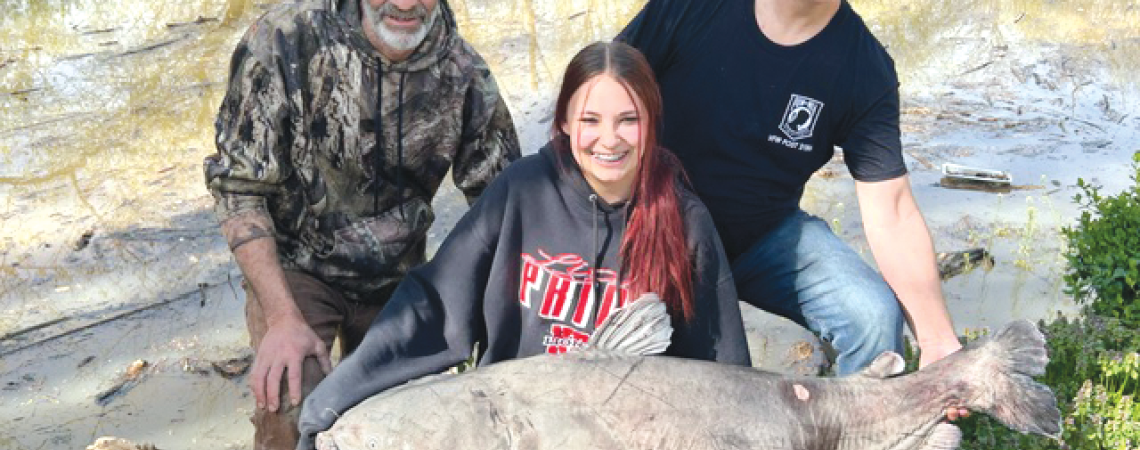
[616,202,630,294]
[396,72,407,220]
[372,65,409,219]
[589,194,599,300]
[372,63,384,215]
[587,194,632,305]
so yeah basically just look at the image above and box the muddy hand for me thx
[250,319,332,412]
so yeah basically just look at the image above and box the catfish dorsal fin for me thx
[584,293,673,355]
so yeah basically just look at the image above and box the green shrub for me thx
[958,314,1140,450]
[1061,151,1140,326]
[1069,366,1139,448]
[956,152,1140,449]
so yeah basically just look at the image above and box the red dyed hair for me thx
[552,41,695,322]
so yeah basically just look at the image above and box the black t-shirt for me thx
[619,0,906,259]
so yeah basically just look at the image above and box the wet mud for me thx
[3,0,1140,448]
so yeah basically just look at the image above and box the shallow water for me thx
[2,0,1139,448]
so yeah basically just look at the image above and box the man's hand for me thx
[220,213,334,411]
[917,337,961,369]
[250,317,333,412]
[919,338,970,421]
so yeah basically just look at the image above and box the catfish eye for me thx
[367,437,379,449]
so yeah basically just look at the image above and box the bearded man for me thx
[203,1,520,448]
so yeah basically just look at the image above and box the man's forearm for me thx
[856,177,959,350]
[221,212,303,325]
[865,207,957,347]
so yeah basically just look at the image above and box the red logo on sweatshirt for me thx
[543,325,590,353]
[519,250,631,352]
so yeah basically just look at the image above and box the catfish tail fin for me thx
[967,320,1061,438]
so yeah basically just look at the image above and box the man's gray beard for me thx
[362,2,440,53]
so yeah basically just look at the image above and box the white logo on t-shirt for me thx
[779,94,824,141]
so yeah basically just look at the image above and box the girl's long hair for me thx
[552,41,695,322]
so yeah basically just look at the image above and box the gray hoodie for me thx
[297,142,751,448]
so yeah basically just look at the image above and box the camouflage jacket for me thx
[204,0,520,303]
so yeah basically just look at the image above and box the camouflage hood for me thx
[205,0,520,303]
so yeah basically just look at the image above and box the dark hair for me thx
[552,41,695,322]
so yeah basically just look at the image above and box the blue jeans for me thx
[731,209,905,376]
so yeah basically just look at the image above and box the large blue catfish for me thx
[315,295,1060,450]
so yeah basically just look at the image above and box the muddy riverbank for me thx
[3,1,1139,449]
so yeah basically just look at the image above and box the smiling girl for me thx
[297,41,750,448]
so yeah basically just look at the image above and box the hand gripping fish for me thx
[316,294,1060,450]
